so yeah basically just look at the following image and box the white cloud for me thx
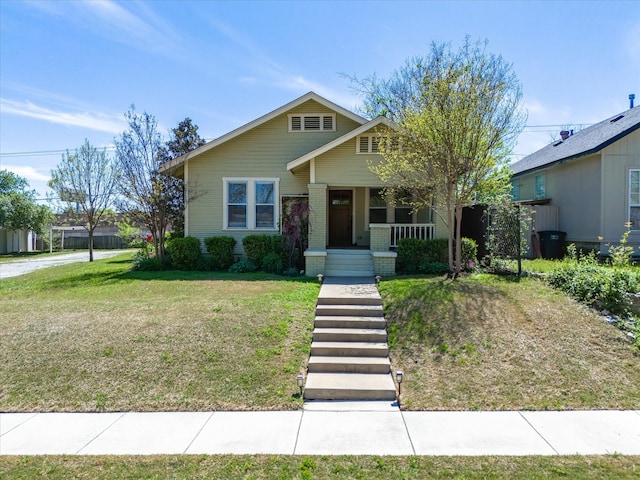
[2,165,50,183]
[1,98,125,133]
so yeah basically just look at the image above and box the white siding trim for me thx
[184,162,189,236]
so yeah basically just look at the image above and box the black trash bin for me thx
[537,230,567,259]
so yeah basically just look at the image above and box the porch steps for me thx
[304,278,397,402]
[325,250,374,277]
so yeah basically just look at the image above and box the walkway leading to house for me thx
[303,277,397,401]
[2,408,639,455]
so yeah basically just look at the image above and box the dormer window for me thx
[288,114,335,132]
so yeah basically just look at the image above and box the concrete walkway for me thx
[2,406,639,455]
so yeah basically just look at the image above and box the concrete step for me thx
[303,373,397,401]
[315,304,384,317]
[312,327,387,343]
[310,341,389,357]
[314,316,386,329]
[318,295,382,306]
[325,269,375,277]
[307,355,391,373]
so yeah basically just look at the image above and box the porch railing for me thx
[390,223,435,248]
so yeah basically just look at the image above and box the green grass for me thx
[0,253,319,411]
[380,274,640,411]
[1,455,639,479]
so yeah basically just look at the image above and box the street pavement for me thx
[0,250,131,279]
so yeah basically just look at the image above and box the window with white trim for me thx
[224,178,279,230]
[629,169,640,230]
[288,114,335,132]
[369,188,387,224]
[357,135,380,154]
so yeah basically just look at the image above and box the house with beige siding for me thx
[160,92,440,276]
[510,105,640,256]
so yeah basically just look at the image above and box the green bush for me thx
[204,236,236,271]
[229,258,257,273]
[397,237,477,274]
[242,235,286,270]
[166,236,203,270]
[131,251,164,271]
[262,252,284,274]
[549,263,640,315]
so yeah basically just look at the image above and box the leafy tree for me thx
[354,38,526,275]
[160,117,206,238]
[114,109,206,262]
[0,170,52,235]
[49,140,119,261]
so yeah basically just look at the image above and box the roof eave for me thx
[159,92,367,173]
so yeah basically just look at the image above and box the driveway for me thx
[0,250,132,279]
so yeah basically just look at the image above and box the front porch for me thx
[304,224,435,277]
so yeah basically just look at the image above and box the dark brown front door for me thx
[329,190,353,247]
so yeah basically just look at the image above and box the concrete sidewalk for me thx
[2,404,639,456]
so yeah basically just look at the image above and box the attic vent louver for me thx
[610,115,624,123]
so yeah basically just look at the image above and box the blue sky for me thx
[1,0,639,199]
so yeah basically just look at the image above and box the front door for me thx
[329,190,353,247]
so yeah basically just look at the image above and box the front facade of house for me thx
[510,106,640,255]
[161,92,442,276]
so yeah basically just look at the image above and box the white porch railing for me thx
[390,223,435,248]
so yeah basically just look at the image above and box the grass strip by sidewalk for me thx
[380,274,640,411]
[0,253,318,412]
[1,455,639,479]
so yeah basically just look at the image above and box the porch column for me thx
[369,224,397,276]
[308,183,327,250]
[305,183,328,277]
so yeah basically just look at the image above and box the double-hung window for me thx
[535,173,546,200]
[630,169,640,230]
[369,188,387,224]
[224,178,279,230]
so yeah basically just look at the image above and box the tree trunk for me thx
[455,202,464,276]
[88,229,94,262]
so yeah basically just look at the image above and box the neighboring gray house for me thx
[510,105,640,255]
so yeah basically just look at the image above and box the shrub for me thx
[242,235,286,270]
[165,236,202,270]
[262,252,284,274]
[204,236,236,271]
[132,250,164,271]
[549,262,640,315]
[397,237,477,274]
[229,258,257,273]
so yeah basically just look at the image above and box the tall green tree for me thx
[0,170,52,235]
[355,38,526,275]
[49,140,119,261]
[160,117,206,238]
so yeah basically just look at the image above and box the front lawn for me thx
[380,274,640,410]
[0,253,318,412]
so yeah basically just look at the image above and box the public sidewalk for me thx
[2,403,639,456]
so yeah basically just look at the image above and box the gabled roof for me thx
[159,92,368,172]
[510,106,640,176]
[287,116,398,171]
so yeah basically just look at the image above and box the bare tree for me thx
[354,38,526,275]
[49,140,118,261]
[114,107,173,262]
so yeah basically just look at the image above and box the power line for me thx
[0,146,116,158]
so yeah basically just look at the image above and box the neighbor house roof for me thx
[287,116,398,172]
[510,106,640,176]
[159,92,368,173]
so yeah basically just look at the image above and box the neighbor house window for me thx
[288,114,335,132]
[369,188,387,224]
[224,178,279,229]
[512,182,520,201]
[630,169,640,230]
[535,174,546,200]
[357,135,380,154]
